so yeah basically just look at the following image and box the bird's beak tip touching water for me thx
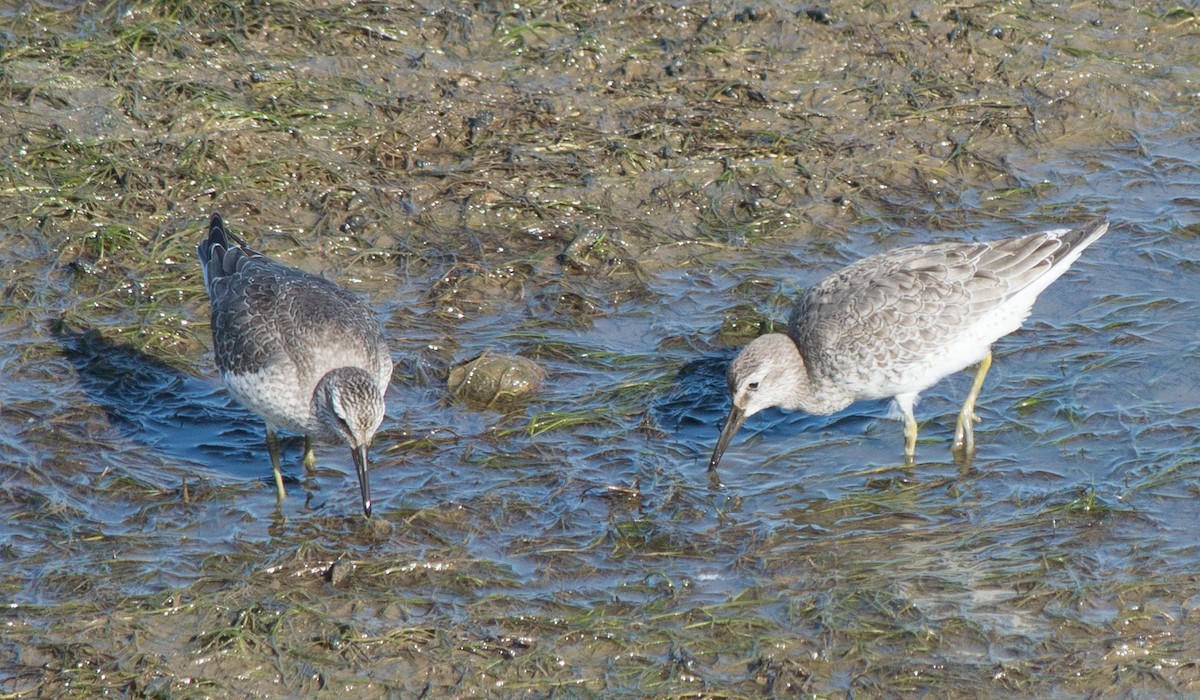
[352,444,372,518]
[709,405,746,472]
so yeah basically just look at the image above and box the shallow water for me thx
[4,1,1200,696]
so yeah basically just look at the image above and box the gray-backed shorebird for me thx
[710,219,1109,473]
[198,213,392,516]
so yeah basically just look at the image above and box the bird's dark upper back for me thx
[200,214,384,377]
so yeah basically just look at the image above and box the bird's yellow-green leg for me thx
[954,351,993,454]
[903,408,919,463]
[265,427,287,502]
[302,436,317,474]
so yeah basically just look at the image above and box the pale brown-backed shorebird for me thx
[710,219,1109,473]
[198,213,391,516]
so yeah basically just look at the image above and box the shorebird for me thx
[709,219,1109,473]
[198,213,392,516]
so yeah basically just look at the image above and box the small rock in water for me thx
[448,352,545,409]
[325,558,353,586]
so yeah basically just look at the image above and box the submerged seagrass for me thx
[711,219,1110,472]
[197,213,392,516]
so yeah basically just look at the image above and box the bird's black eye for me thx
[747,381,760,391]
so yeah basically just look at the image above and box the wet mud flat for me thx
[3,1,1200,697]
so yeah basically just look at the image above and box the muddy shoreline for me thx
[3,2,1199,696]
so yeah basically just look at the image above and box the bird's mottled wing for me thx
[269,271,391,383]
[211,260,388,381]
[207,259,295,376]
[787,234,1066,387]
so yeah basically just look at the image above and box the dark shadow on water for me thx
[53,322,288,483]
[652,355,729,434]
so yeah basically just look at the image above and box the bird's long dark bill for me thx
[352,445,372,518]
[709,406,746,471]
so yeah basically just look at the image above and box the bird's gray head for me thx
[710,333,806,472]
[726,333,807,418]
[316,367,385,446]
[314,367,385,517]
